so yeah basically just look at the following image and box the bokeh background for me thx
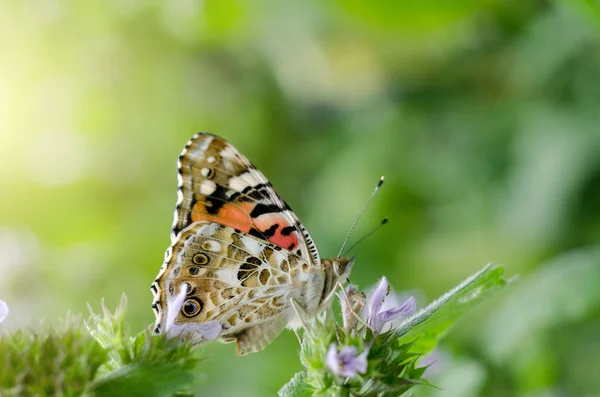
[2,1,600,396]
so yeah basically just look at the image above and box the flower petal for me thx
[338,367,357,377]
[326,344,369,377]
[367,276,388,330]
[338,345,358,362]
[167,320,222,341]
[398,295,416,316]
[326,344,340,374]
[377,296,416,322]
[0,299,8,324]
[351,349,369,375]
[165,283,188,334]
[195,320,222,340]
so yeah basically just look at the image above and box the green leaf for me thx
[278,371,312,397]
[396,264,507,354]
[85,295,130,374]
[86,361,194,397]
[0,317,108,397]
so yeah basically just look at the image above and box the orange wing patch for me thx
[191,201,300,251]
[191,201,255,232]
[253,213,300,251]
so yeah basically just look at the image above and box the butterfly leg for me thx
[293,329,303,345]
[321,280,345,307]
[288,299,303,345]
[289,298,313,341]
[289,298,308,327]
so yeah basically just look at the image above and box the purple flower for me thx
[165,284,222,341]
[367,277,416,334]
[326,344,369,377]
[0,299,7,324]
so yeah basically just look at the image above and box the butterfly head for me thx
[332,256,355,282]
[322,256,355,289]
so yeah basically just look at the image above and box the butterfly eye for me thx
[181,298,203,318]
[192,253,209,265]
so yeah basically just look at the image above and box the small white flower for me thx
[0,299,8,324]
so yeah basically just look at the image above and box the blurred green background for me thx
[2,1,600,396]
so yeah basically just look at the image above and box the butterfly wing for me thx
[151,221,325,355]
[171,133,320,266]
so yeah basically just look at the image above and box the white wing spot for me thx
[220,146,237,158]
[200,180,216,195]
[198,222,219,236]
[240,171,261,185]
[199,136,213,151]
[207,156,216,164]
[229,175,251,191]
[202,240,222,252]
[229,172,260,192]
[201,167,210,177]
[219,268,241,286]
[240,235,262,256]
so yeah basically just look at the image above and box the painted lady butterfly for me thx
[151,133,353,355]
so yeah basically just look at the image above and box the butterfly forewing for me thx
[172,133,319,265]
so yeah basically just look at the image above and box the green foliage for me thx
[356,339,432,397]
[85,296,201,376]
[279,372,312,397]
[87,361,196,397]
[0,317,107,396]
[85,299,203,397]
[0,299,203,397]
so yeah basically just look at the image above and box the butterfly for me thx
[151,133,353,356]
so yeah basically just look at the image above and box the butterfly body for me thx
[151,133,352,355]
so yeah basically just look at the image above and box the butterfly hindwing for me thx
[172,133,319,265]
[152,221,318,353]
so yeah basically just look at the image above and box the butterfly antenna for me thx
[342,217,388,257]
[337,176,385,258]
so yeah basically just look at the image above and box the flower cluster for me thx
[282,264,506,397]
[325,277,416,378]
[283,274,436,397]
